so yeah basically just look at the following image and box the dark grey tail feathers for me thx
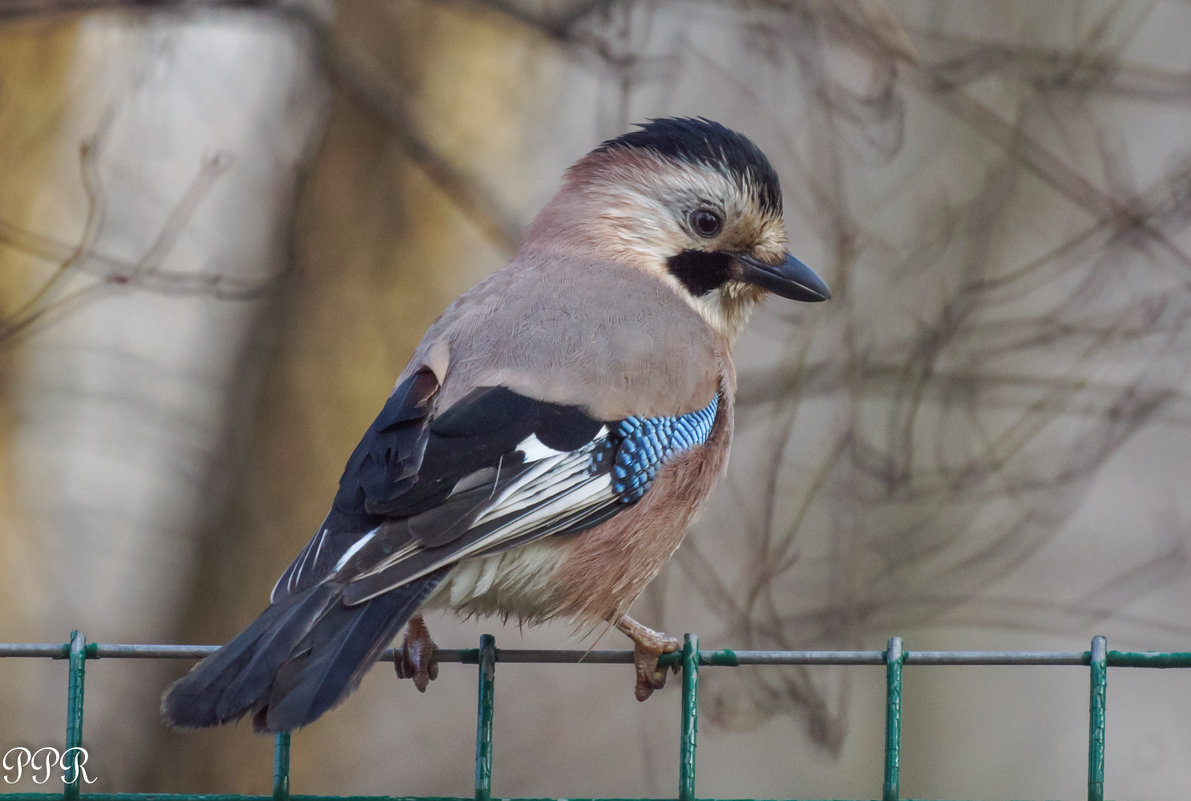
[161,571,447,733]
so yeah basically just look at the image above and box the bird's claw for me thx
[395,614,438,692]
[616,615,681,701]
[633,637,681,701]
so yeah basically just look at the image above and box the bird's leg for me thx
[395,614,439,692]
[616,615,681,701]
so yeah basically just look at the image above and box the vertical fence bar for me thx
[272,732,292,801]
[1088,636,1107,801]
[475,634,497,801]
[679,633,699,801]
[883,636,904,801]
[63,630,87,801]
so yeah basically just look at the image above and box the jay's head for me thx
[530,117,830,341]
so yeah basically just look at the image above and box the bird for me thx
[162,117,830,734]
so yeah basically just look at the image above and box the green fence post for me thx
[679,633,699,801]
[883,636,904,801]
[475,634,497,801]
[1088,635,1107,801]
[63,630,87,801]
[273,732,292,801]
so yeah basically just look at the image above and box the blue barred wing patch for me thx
[592,395,719,502]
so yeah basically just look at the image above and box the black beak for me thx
[735,252,831,302]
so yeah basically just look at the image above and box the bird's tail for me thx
[162,573,445,733]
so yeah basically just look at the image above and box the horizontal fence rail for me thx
[2,632,1190,801]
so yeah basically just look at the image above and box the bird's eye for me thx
[689,208,723,238]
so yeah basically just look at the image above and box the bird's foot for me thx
[616,615,681,701]
[395,614,439,692]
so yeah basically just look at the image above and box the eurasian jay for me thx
[162,117,830,733]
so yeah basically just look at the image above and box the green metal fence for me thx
[2,631,1190,801]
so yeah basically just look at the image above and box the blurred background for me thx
[2,1,1190,798]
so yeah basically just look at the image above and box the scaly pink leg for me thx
[395,614,439,692]
[616,615,681,701]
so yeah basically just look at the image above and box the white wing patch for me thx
[273,525,328,601]
[513,433,564,462]
[344,430,617,600]
[332,527,379,572]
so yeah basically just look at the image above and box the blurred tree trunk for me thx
[142,1,557,792]
[0,3,331,788]
[0,11,79,735]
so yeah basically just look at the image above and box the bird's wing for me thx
[271,366,721,607]
[271,365,439,602]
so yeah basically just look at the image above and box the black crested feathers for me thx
[597,117,782,215]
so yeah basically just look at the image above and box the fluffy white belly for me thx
[422,537,570,623]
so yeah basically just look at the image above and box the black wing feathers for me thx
[396,386,603,515]
[165,377,625,731]
[432,386,603,449]
[277,381,612,604]
[328,367,439,529]
[274,368,440,601]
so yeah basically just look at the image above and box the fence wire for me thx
[2,631,1190,801]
